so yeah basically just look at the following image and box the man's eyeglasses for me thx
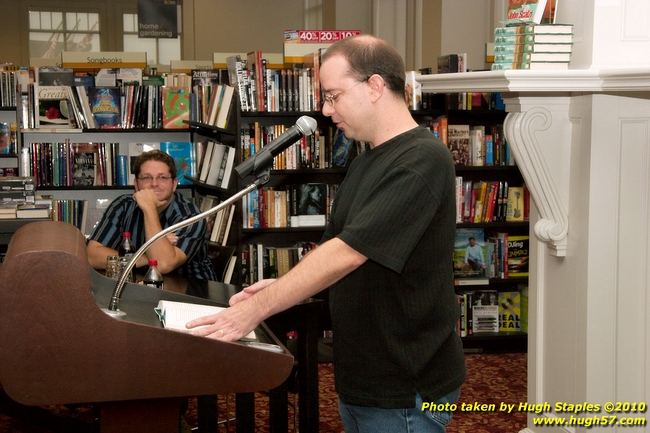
[137,175,173,184]
[322,79,368,107]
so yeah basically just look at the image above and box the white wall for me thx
[439,0,496,71]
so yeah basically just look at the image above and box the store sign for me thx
[138,0,178,39]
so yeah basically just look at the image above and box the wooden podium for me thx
[0,221,294,433]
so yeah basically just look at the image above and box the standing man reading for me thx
[87,149,216,281]
[187,35,465,432]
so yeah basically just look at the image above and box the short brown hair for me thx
[132,149,176,179]
[321,34,406,99]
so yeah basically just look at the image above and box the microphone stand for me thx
[102,165,272,318]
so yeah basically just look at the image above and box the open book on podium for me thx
[155,300,256,340]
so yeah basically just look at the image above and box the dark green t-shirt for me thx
[322,126,466,408]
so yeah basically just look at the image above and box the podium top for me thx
[0,221,293,405]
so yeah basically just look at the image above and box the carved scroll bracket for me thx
[502,95,573,257]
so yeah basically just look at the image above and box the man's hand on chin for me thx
[133,189,167,213]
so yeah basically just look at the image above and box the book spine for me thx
[494,53,535,63]
[117,155,128,186]
[261,58,268,112]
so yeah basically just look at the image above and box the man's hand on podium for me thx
[185,279,274,341]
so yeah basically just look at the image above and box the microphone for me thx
[235,115,318,178]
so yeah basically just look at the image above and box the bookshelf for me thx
[8,57,214,235]
[413,95,529,353]
[187,100,346,284]
[9,60,527,353]
[20,129,195,236]
[235,109,344,301]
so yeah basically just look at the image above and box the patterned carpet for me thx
[0,352,527,432]
[449,352,528,433]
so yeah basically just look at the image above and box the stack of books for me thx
[492,23,573,70]
[0,176,35,205]
[0,176,54,220]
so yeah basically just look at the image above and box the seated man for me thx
[87,149,217,281]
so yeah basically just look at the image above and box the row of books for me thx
[199,195,235,246]
[241,241,316,287]
[157,71,235,128]
[227,50,324,113]
[22,82,236,132]
[33,66,236,128]
[22,141,198,188]
[419,92,505,112]
[25,141,119,188]
[242,183,337,229]
[492,23,574,70]
[195,140,236,189]
[51,198,89,233]
[17,67,181,127]
[426,119,513,167]
[0,67,19,108]
[455,287,527,337]
[455,179,529,224]
[0,193,88,233]
[241,123,360,171]
[191,83,235,129]
[453,227,529,284]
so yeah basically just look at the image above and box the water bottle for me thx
[118,232,135,258]
[143,260,164,289]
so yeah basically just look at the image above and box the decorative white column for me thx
[418,69,650,432]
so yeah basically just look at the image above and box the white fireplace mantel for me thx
[418,69,650,257]
[416,68,650,93]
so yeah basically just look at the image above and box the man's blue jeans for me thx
[338,388,461,433]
